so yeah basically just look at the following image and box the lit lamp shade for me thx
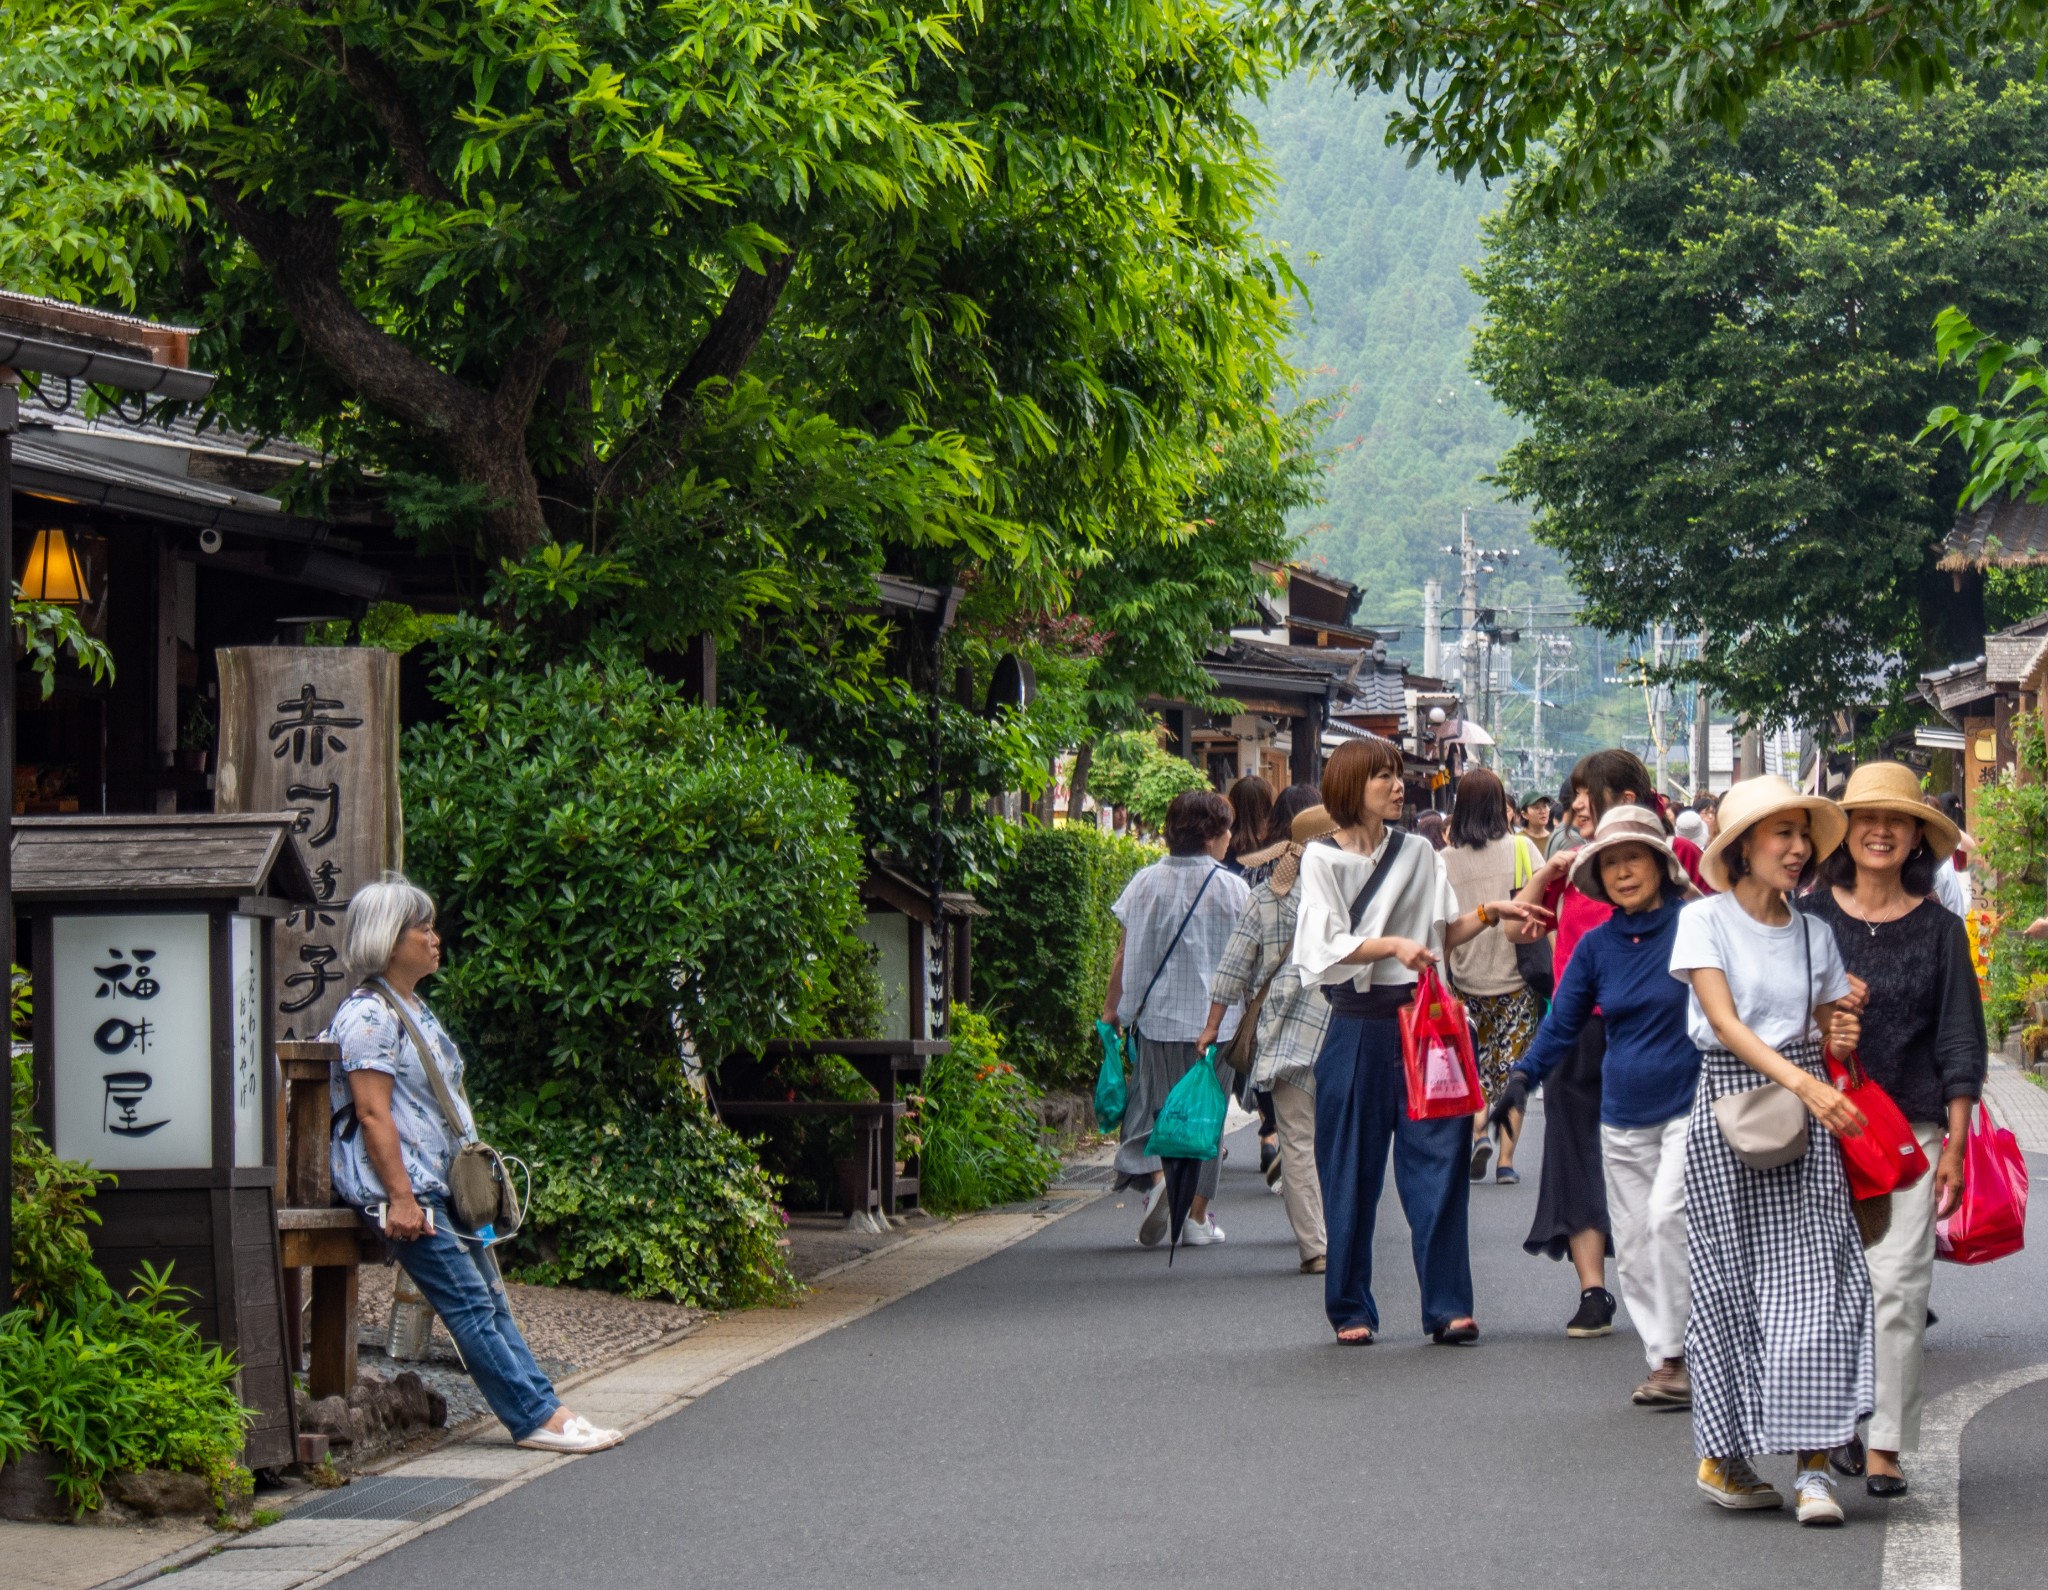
[20,527,90,604]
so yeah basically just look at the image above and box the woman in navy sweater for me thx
[1493,805,1700,1407]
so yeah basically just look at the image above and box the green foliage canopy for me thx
[1469,68,2048,728]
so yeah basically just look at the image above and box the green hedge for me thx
[974,823,1156,1088]
[912,1008,1058,1213]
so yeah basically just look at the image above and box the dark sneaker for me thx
[1566,1286,1617,1338]
[1469,1136,1494,1181]
[1632,1356,1691,1407]
[1259,1138,1280,1178]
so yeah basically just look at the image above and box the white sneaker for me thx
[518,1415,624,1453]
[1180,1215,1226,1246]
[1137,1181,1169,1247]
[1268,1174,1286,1197]
[1794,1461,1845,1526]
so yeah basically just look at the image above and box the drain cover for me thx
[1053,1165,1118,1187]
[293,1474,489,1522]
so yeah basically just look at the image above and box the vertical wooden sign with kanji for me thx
[215,648,402,1040]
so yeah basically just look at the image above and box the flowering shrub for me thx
[911,1008,1057,1214]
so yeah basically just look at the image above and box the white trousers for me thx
[1271,1077,1327,1263]
[1601,1116,1691,1368]
[1865,1121,1946,1453]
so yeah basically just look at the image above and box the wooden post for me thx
[307,1265,358,1402]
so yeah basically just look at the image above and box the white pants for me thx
[1271,1077,1327,1263]
[1865,1121,1946,1453]
[1602,1116,1691,1368]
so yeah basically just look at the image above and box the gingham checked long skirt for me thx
[1684,1038,1874,1459]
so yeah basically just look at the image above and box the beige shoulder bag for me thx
[1709,920,1814,1171]
[371,979,526,1237]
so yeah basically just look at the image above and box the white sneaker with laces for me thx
[1794,1463,1845,1526]
[1137,1180,1169,1247]
[1180,1215,1226,1246]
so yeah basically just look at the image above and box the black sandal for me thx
[1432,1319,1480,1346]
[1335,1326,1375,1345]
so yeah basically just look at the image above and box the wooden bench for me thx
[724,1039,947,1217]
[274,1041,382,1401]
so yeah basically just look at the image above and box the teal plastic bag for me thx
[1093,1020,1128,1133]
[1145,1048,1228,1161]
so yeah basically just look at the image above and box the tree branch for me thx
[318,26,454,204]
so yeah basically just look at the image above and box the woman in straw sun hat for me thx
[1794,762,1984,1500]
[1493,804,1702,1410]
[1669,775,1872,1525]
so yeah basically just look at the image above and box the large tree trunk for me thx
[212,191,562,564]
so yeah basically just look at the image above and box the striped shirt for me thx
[1210,878,1331,1092]
[1113,855,1249,1042]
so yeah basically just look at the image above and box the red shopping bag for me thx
[1399,967,1483,1122]
[1936,1098,2029,1266]
[1826,1051,1931,1200]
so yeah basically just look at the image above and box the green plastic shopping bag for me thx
[1144,1048,1228,1162]
[1093,1019,1128,1133]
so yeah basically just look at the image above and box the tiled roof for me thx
[1938,499,2048,570]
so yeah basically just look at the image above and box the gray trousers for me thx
[1114,1035,1222,1201]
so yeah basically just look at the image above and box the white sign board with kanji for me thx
[50,912,212,1171]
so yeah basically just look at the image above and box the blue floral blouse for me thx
[326,985,475,1208]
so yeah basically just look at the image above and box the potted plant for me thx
[175,696,214,772]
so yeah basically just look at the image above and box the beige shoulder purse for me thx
[1709,919,1814,1171]
[371,979,526,1237]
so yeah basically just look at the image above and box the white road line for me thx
[1881,1362,2048,1589]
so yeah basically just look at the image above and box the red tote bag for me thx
[1399,967,1484,1121]
[1936,1098,2029,1266]
[1825,1051,1931,1200]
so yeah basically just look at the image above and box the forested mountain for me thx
[1253,76,1540,626]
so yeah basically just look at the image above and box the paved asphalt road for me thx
[335,1103,2048,1589]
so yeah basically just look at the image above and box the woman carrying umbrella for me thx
[1290,738,1549,1345]
[1795,763,1984,1498]
[1670,775,1871,1525]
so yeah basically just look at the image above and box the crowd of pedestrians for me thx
[1098,743,1988,1529]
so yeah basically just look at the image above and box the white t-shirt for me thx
[1932,857,1970,919]
[1668,890,1849,1052]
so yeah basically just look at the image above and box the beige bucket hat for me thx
[1837,761,1960,862]
[1567,804,1695,907]
[1699,774,1846,892]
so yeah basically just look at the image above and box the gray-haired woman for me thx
[329,876,622,1453]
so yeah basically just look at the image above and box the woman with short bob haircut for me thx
[1290,739,1548,1344]
[1102,789,1249,1247]
[329,877,622,1453]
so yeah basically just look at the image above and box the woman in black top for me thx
[1796,762,1985,1500]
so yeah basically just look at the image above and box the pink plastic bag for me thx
[1935,1098,2029,1266]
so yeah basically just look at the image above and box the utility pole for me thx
[1423,579,1442,678]
[1650,623,1667,796]
[1691,630,1711,798]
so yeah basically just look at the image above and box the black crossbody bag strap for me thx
[1346,827,1408,933]
[1128,864,1222,1038]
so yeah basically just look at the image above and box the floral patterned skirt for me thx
[1466,987,1540,1106]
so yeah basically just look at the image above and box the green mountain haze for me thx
[1252,75,1557,629]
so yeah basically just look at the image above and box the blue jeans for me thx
[384,1205,559,1441]
[1314,1012,1474,1334]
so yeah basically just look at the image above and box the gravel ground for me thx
[354,1264,703,1369]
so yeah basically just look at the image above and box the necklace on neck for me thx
[1841,888,1911,937]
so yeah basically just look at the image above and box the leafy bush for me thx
[401,623,868,1096]
[1974,715,2048,1039]
[0,1269,252,1514]
[911,1009,1057,1214]
[6,1027,251,1514]
[480,1089,794,1309]
[975,824,1157,1086]
[1089,727,1213,830]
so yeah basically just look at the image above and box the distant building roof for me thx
[1937,499,2048,570]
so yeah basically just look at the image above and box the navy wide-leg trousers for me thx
[1314,1010,1474,1334]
